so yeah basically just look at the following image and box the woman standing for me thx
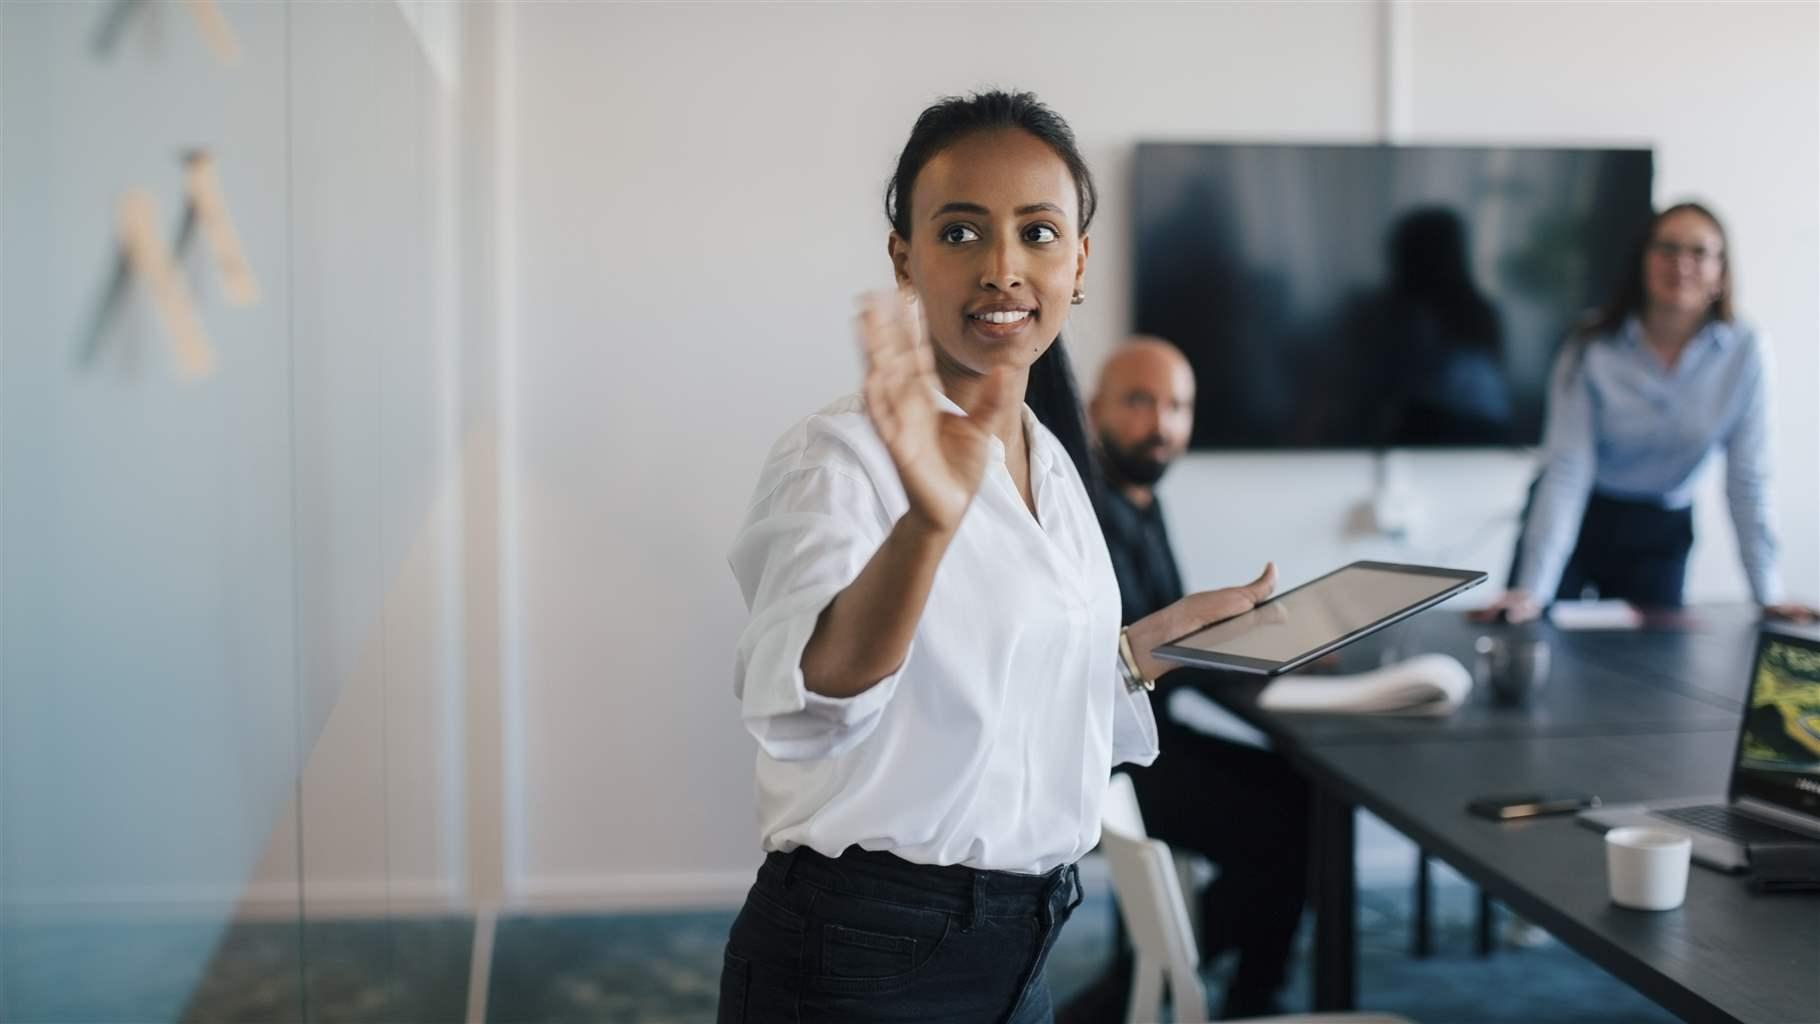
[1482,202,1816,624]
[720,91,1274,1022]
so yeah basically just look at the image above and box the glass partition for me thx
[1,3,465,1020]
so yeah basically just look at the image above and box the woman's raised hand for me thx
[858,289,1015,535]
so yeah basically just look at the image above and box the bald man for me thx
[1089,338,1197,624]
[1063,338,1311,1022]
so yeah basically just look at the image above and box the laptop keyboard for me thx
[1653,804,1809,844]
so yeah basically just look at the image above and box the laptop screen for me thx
[1731,631,1820,821]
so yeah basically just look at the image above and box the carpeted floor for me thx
[157,858,1681,1023]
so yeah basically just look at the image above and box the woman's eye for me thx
[1024,224,1059,243]
[940,224,979,244]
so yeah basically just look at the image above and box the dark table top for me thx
[1303,731,1820,1024]
[1189,609,1744,747]
[1546,605,1820,710]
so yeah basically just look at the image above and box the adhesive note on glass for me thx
[184,152,260,307]
[119,188,215,380]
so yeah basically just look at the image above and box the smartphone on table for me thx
[1467,792,1601,821]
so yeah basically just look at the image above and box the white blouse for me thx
[729,390,1160,875]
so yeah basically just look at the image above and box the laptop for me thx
[1577,629,1820,873]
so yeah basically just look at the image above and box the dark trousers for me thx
[719,846,1083,1024]
[1062,724,1312,1022]
[1508,485,1696,609]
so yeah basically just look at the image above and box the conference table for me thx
[1196,606,1820,1024]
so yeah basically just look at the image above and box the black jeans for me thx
[719,846,1083,1023]
[1508,485,1696,609]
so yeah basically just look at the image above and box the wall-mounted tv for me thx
[1132,143,1654,449]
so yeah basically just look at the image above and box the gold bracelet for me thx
[1118,628,1154,693]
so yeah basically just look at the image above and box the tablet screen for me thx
[1162,563,1478,668]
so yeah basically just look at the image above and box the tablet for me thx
[1151,561,1487,676]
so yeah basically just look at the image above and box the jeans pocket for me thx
[807,891,951,990]
[717,951,750,1024]
[823,922,916,979]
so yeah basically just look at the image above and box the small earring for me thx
[1071,289,1085,305]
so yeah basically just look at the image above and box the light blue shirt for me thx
[1514,316,1782,605]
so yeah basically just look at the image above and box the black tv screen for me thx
[1132,143,1654,449]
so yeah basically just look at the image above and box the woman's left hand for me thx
[1126,563,1278,682]
[1763,602,1820,624]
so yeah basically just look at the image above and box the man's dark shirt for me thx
[1097,484,1185,626]
[1098,482,1230,719]
[1074,468,1310,1024]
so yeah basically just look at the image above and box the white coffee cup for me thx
[1605,826,1692,911]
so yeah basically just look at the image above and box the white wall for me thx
[505,1,1819,906]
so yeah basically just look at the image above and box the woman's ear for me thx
[1074,234,1091,295]
[888,232,912,287]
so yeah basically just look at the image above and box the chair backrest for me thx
[1102,771,1150,839]
[1102,773,1209,1024]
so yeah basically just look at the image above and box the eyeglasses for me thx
[1648,240,1722,265]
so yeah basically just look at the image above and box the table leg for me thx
[1312,787,1357,1011]
[1476,889,1495,957]
[1412,853,1433,958]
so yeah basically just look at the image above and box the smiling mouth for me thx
[968,310,1033,325]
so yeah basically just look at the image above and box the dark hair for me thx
[1578,201,1734,343]
[884,90,1101,498]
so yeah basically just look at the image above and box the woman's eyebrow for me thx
[931,201,988,220]
[929,201,1066,220]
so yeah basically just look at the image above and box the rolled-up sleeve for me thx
[1111,671,1160,767]
[730,457,910,762]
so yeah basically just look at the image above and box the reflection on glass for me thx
[3,3,462,1022]
[1347,206,1513,447]
[1132,142,1655,448]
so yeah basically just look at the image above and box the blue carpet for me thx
[181,916,472,1023]
[153,864,1680,1022]
[480,866,1678,1024]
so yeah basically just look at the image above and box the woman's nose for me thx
[980,237,1024,291]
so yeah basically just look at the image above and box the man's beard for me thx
[1099,431,1172,488]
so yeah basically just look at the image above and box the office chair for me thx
[1102,774,1417,1024]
